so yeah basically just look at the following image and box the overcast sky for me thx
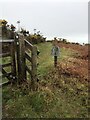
[0,0,88,43]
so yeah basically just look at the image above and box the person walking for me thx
[51,38,60,67]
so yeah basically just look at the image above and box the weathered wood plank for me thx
[0,52,11,57]
[26,65,32,75]
[31,46,37,78]
[25,39,33,50]
[10,41,16,77]
[0,81,10,87]
[15,37,20,81]
[0,72,12,78]
[2,68,12,80]
[17,34,26,82]
[25,52,32,62]
[0,39,14,43]
[1,63,11,68]
[31,46,37,90]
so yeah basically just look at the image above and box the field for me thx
[2,42,89,118]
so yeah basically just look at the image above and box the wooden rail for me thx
[1,63,11,67]
[25,39,33,50]
[2,68,12,80]
[0,52,11,57]
[26,65,32,75]
[0,40,14,43]
[25,52,32,62]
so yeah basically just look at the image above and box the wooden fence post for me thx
[31,46,37,90]
[19,34,26,82]
[16,34,26,83]
[10,41,16,80]
[15,35,20,83]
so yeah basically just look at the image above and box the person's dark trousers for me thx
[54,56,57,67]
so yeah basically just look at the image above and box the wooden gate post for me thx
[15,34,20,82]
[16,34,26,83]
[10,40,16,79]
[31,46,37,90]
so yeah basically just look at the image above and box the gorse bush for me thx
[0,19,15,39]
[21,28,46,44]
[0,19,46,44]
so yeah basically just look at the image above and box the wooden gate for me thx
[15,34,37,89]
[0,39,16,85]
[0,33,37,89]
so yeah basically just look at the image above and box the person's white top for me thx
[51,46,60,56]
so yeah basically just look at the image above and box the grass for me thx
[36,42,53,76]
[2,42,89,118]
[37,42,74,77]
